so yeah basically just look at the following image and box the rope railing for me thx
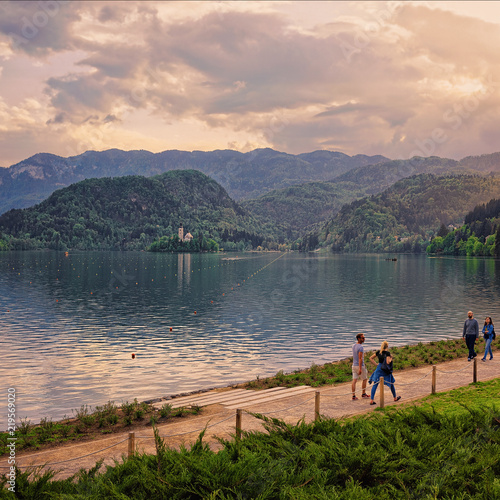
[320,367,433,392]
[435,364,472,374]
[0,437,129,469]
[135,412,235,441]
[386,368,433,386]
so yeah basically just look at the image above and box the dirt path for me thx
[2,357,499,481]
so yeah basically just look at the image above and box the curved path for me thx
[2,356,499,481]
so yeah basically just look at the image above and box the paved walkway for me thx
[2,356,499,480]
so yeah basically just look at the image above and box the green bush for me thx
[5,401,500,499]
[159,403,173,418]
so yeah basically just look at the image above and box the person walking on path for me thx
[368,340,401,405]
[463,311,479,361]
[481,316,495,361]
[351,333,369,400]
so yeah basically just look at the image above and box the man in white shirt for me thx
[352,333,369,400]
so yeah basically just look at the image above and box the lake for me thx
[1,251,499,425]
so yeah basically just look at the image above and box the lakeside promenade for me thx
[2,356,500,481]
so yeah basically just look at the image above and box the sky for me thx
[1,1,500,167]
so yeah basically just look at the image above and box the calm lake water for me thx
[2,251,500,425]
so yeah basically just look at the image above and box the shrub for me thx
[121,400,138,416]
[72,405,95,427]
[17,418,32,436]
[107,414,118,426]
[159,403,173,418]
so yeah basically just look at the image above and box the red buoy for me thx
[131,353,135,359]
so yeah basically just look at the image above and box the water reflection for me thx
[1,251,500,424]
[178,253,191,287]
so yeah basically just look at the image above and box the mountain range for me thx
[2,148,500,253]
[0,148,388,215]
[240,154,500,238]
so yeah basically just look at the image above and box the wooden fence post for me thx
[379,377,385,409]
[236,409,242,440]
[128,432,135,458]
[315,391,320,421]
[432,365,437,394]
[473,357,477,383]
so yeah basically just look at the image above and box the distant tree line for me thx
[302,174,500,254]
[427,198,500,257]
[149,234,219,253]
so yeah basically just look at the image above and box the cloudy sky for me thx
[1,1,500,167]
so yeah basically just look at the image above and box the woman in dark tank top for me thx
[368,340,401,405]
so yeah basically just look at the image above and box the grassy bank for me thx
[245,337,495,389]
[2,379,499,499]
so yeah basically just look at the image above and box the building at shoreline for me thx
[178,223,193,242]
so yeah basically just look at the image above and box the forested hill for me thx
[239,156,487,240]
[241,180,367,240]
[304,174,500,253]
[0,170,271,251]
[332,156,470,195]
[0,148,388,214]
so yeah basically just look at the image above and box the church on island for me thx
[178,223,193,242]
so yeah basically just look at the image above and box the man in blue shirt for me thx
[352,333,369,400]
[463,310,479,361]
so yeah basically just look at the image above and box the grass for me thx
[0,399,202,456]
[2,380,499,499]
[244,337,494,390]
[410,377,500,416]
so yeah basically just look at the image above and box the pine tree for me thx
[495,224,500,258]
[437,223,449,237]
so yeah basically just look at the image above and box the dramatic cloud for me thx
[0,1,499,166]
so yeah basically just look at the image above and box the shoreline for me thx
[1,335,496,467]
[2,354,499,484]
[8,335,492,430]
[6,336,493,431]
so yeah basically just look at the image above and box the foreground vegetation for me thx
[2,380,499,499]
[0,399,201,456]
[245,337,488,389]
